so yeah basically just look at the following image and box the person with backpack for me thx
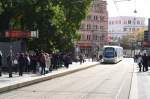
[137,54,143,72]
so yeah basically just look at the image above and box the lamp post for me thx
[8,0,13,78]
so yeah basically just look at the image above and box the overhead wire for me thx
[112,0,121,16]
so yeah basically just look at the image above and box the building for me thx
[77,0,108,56]
[108,16,145,43]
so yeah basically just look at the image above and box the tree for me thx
[120,28,145,49]
[52,0,92,52]
[0,2,2,14]
[120,34,131,49]
[134,28,145,42]
[0,0,93,52]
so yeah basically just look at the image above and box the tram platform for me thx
[0,59,99,93]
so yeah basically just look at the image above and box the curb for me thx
[0,63,99,93]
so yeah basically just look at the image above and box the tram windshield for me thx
[104,47,115,58]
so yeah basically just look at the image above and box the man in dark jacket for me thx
[0,52,2,76]
[39,53,46,75]
[18,53,25,76]
[142,53,148,72]
[7,55,13,77]
[63,54,72,68]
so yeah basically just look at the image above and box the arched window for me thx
[128,20,131,24]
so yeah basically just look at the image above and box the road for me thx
[0,58,134,99]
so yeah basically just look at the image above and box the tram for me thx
[102,45,123,63]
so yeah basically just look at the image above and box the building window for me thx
[87,24,91,30]
[123,28,127,31]
[124,20,127,24]
[119,20,121,24]
[80,34,82,40]
[109,21,111,24]
[80,24,85,29]
[137,20,140,24]
[87,35,91,40]
[93,25,98,30]
[93,35,95,40]
[100,16,104,22]
[82,34,86,40]
[132,28,135,31]
[112,21,114,24]
[128,20,131,24]
[87,15,91,20]
[94,16,98,20]
[100,26,104,31]
[115,20,118,24]
[87,35,89,40]
[96,35,98,41]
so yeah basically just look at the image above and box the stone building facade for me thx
[77,0,108,57]
[108,16,145,43]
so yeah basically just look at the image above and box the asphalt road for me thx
[0,58,134,99]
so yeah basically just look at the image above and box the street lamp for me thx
[7,0,13,78]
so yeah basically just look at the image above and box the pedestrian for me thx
[99,54,102,63]
[13,54,19,73]
[63,54,71,68]
[39,53,46,75]
[137,54,143,72]
[24,54,31,73]
[0,51,2,76]
[79,54,83,64]
[7,55,12,77]
[50,54,54,70]
[18,53,25,76]
[30,54,37,73]
[142,53,148,72]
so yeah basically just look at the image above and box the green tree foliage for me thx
[120,34,136,49]
[0,0,92,52]
[0,2,2,14]
[120,35,131,49]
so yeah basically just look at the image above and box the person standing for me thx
[18,53,25,76]
[0,51,2,76]
[24,54,30,73]
[7,55,12,77]
[142,53,148,72]
[79,54,83,64]
[63,54,71,68]
[39,53,46,75]
[137,54,143,72]
[99,54,103,63]
[30,54,37,74]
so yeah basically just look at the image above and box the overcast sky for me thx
[107,0,150,18]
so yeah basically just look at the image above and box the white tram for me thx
[102,46,123,63]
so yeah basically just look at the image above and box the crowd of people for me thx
[0,51,73,77]
[135,53,150,72]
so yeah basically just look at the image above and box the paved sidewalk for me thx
[129,63,150,99]
[0,59,99,93]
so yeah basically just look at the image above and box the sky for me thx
[107,0,150,18]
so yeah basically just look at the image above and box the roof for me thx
[103,45,123,49]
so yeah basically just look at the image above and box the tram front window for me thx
[104,48,115,58]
